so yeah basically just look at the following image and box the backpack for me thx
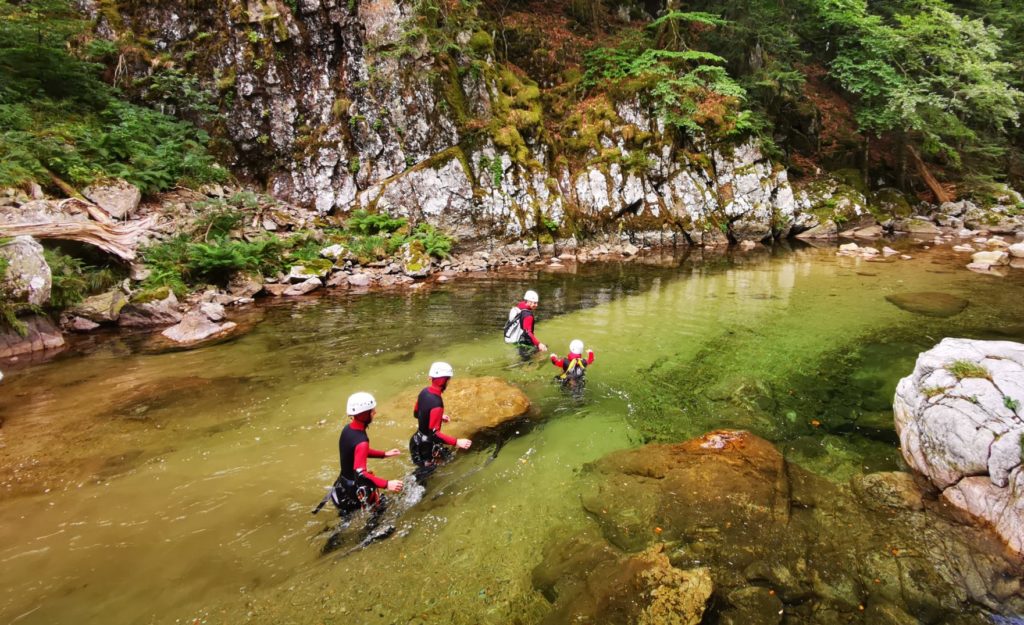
[504,306,525,344]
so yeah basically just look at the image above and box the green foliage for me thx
[141,235,285,293]
[43,247,122,309]
[0,0,227,193]
[1005,396,1021,412]
[814,0,1023,170]
[947,359,990,380]
[580,16,749,138]
[134,68,220,123]
[406,223,453,258]
[346,209,407,236]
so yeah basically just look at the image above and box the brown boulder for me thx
[581,430,789,551]
[534,541,712,625]
[380,376,532,440]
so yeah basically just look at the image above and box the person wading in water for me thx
[313,392,403,520]
[550,339,595,398]
[504,290,548,360]
[409,362,471,480]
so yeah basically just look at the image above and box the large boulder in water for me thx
[562,430,1024,622]
[0,236,51,306]
[894,338,1024,553]
[381,376,532,440]
[118,288,183,327]
[581,430,789,552]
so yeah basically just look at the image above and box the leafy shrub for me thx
[346,209,408,236]
[0,1,227,193]
[44,247,122,309]
[406,224,453,258]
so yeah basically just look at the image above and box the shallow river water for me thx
[1,243,1023,625]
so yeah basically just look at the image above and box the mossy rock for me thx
[131,286,172,305]
[871,187,913,219]
[832,168,868,196]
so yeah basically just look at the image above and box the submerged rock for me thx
[884,292,968,318]
[894,338,1024,553]
[558,429,1024,622]
[533,542,712,625]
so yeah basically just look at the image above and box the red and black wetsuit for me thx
[515,301,539,347]
[409,382,456,467]
[551,351,595,375]
[334,420,387,509]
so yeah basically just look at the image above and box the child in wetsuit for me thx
[550,339,595,393]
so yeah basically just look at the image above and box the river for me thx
[1,242,1022,625]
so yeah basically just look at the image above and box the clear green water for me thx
[1,244,1022,625]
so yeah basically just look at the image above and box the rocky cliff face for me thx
[79,0,796,242]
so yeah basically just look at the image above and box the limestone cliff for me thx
[78,0,796,243]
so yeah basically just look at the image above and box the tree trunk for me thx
[907,145,953,204]
[0,216,156,261]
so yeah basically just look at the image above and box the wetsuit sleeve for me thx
[522,314,539,346]
[586,351,595,365]
[551,355,565,367]
[429,406,457,445]
[354,442,389,488]
[366,446,387,459]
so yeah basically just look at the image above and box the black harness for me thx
[409,388,451,467]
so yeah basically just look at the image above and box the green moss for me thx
[921,385,948,398]
[832,168,868,196]
[871,187,912,219]
[468,31,493,57]
[947,359,990,380]
[131,285,171,305]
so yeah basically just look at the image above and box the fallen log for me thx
[907,145,954,204]
[0,216,156,261]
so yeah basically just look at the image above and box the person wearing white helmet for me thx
[409,361,471,472]
[315,391,403,517]
[550,339,595,394]
[503,289,547,358]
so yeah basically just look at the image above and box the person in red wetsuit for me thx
[550,339,595,395]
[505,290,548,360]
[409,362,471,472]
[325,392,403,517]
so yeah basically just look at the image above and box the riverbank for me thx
[2,211,1023,371]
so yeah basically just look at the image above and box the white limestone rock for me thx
[894,338,1024,553]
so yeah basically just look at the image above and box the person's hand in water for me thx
[456,438,472,450]
[386,479,404,492]
[384,448,401,457]
[442,413,451,423]
[538,342,548,352]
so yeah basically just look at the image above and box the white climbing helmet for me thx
[524,290,539,303]
[346,391,377,416]
[569,339,584,354]
[428,361,454,379]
